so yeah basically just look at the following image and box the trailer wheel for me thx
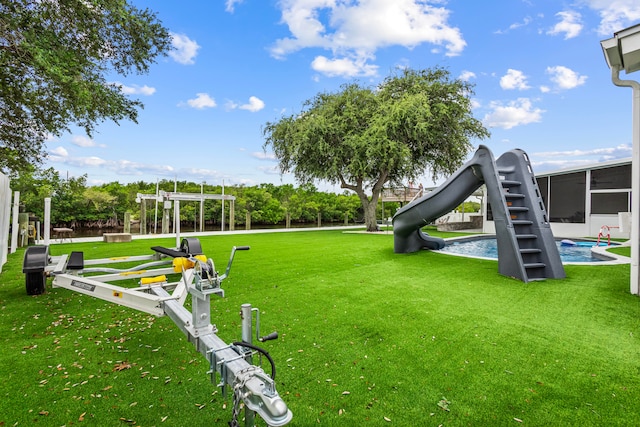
[25,271,46,295]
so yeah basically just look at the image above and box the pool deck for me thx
[590,240,630,265]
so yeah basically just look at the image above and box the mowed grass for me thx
[1,230,639,426]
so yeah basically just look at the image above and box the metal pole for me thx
[175,200,181,249]
[154,179,159,234]
[44,197,51,245]
[610,65,640,295]
[241,303,253,348]
[221,181,225,232]
[632,81,640,294]
[240,303,256,427]
[10,191,19,254]
[200,181,205,232]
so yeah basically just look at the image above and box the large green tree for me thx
[263,67,491,232]
[0,0,171,174]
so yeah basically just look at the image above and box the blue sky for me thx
[45,0,640,191]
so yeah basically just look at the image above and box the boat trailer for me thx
[22,237,293,426]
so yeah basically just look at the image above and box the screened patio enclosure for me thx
[483,158,632,239]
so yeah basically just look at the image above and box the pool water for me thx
[440,238,612,263]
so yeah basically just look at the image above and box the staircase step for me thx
[505,193,525,199]
[516,234,537,240]
[512,220,533,226]
[500,180,521,187]
[497,166,516,174]
[520,248,542,254]
[524,262,546,269]
[508,206,529,212]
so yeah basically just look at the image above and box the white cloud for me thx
[239,96,266,112]
[495,16,533,34]
[51,155,108,168]
[311,55,378,77]
[271,0,466,78]
[47,152,240,182]
[483,98,544,129]
[546,66,587,90]
[459,70,476,81]
[71,135,106,148]
[50,146,68,157]
[258,164,284,175]
[547,10,583,39]
[252,151,277,160]
[225,100,239,110]
[225,0,244,12]
[184,93,217,109]
[534,145,632,158]
[49,154,177,177]
[225,96,266,112]
[500,69,530,90]
[170,33,200,65]
[531,158,595,172]
[587,0,640,36]
[532,144,632,171]
[113,82,156,96]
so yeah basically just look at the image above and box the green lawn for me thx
[1,230,639,426]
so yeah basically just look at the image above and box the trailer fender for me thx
[23,245,50,295]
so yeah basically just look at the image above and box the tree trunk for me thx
[341,173,386,233]
[363,200,379,232]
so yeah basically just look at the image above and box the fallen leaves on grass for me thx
[113,361,131,371]
[438,397,451,412]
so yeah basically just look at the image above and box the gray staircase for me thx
[489,149,565,282]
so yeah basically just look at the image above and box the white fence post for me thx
[44,197,51,245]
[10,191,20,254]
[0,174,11,271]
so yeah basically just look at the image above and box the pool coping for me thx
[439,234,630,266]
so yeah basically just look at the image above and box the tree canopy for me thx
[0,0,172,174]
[263,67,491,231]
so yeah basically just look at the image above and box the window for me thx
[536,176,549,211]
[591,192,629,214]
[590,165,631,190]
[549,172,585,223]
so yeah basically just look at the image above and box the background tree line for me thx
[11,167,481,231]
[10,168,373,229]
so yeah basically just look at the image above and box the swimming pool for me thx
[439,236,617,263]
